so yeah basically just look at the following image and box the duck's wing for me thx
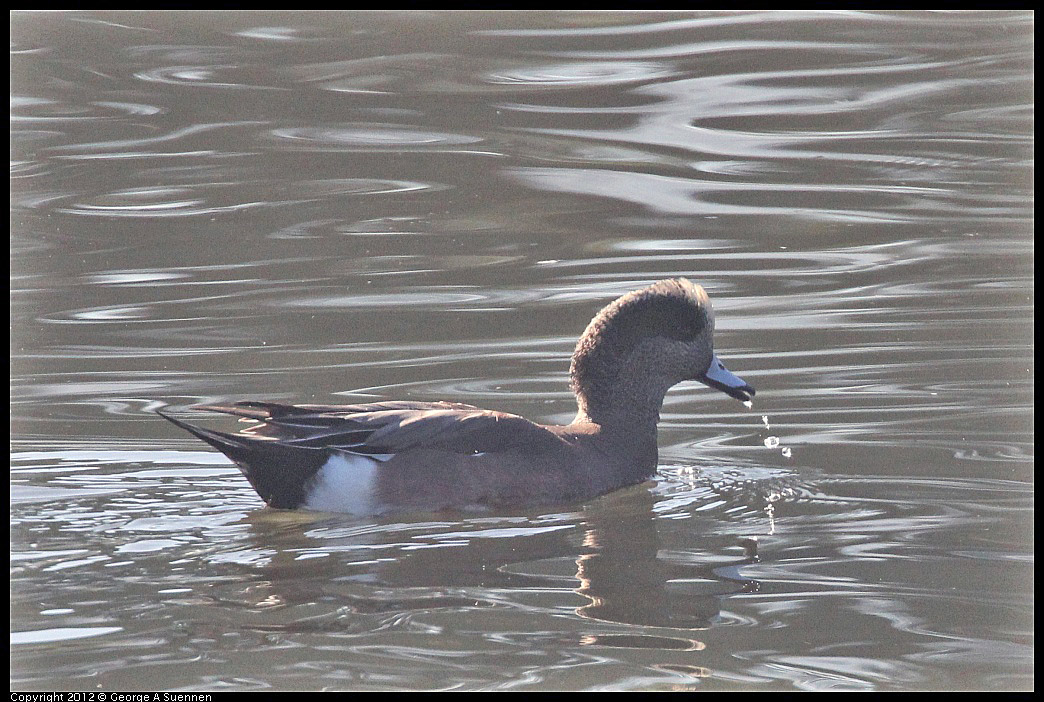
[159,400,564,458]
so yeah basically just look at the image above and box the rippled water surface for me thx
[11,11,1033,691]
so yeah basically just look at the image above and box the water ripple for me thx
[486,60,676,87]
[271,125,486,152]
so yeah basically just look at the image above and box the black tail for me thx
[157,408,328,509]
[156,408,259,463]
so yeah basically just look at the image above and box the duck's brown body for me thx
[159,279,754,513]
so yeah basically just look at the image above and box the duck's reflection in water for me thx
[573,485,760,632]
[226,482,762,639]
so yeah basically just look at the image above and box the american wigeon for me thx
[158,278,754,514]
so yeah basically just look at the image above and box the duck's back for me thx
[158,401,618,513]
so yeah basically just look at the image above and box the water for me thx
[10,11,1033,691]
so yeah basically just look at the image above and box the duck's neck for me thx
[572,371,675,436]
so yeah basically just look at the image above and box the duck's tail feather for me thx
[156,408,328,509]
[156,408,259,462]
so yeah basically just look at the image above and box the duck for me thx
[158,278,755,514]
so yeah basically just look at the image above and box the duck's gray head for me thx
[570,278,754,425]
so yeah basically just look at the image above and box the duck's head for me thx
[570,278,755,425]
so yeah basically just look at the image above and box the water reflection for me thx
[573,486,759,628]
[192,479,766,639]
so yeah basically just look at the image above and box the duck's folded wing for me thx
[166,401,565,457]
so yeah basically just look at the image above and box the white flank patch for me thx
[302,453,382,515]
